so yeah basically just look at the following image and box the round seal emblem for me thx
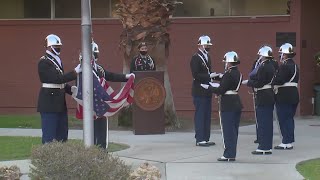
[134,77,166,111]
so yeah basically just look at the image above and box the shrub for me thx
[129,162,161,180]
[118,106,133,127]
[30,141,131,180]
[0,165,21,180]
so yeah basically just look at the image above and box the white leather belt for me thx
[274,82,298,94]
[274,82,298,89]
[42,83,65,89]
[254,84,272,91]
[225,90,238,95]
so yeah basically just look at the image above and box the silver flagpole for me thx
[81,0,94,147]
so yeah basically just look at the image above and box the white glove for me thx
[78,53,82,62]
[210,72,219,78]
[74,64,82,73]
[218,73,224,78]
[71,86,78,97]
[242,80,248,85]
[200,84,209,89]
[209,82,220,88]
[125,73,135,79]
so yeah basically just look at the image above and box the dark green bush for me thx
[30,141,131,180]
[118,106,133,127]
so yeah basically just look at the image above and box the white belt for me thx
[225,90,238,95]
[274,82,298,94]
[254,84,272,91]
[274,82,298,89]
[42,83,65,89]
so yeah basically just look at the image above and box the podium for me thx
[132,71,166,135]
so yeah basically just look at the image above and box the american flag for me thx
[73,72,134,119]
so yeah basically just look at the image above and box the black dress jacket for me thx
[96,64,127,82]
[272,59,299,104]
[130,54,156,73]
[247,59,276,106]
[190,50,213,97]
[37,54,77,112]
[209,66,243,112]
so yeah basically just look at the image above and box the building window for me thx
[0,0,50,19]
[91,0,110,18]
[0,0,289,19]
[55,0,111,19]
[230,0,288,16]
[174,0,230,17]
[173,0,289,17]
[55,0,81,18]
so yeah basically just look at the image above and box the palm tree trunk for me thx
[115,0,182,128]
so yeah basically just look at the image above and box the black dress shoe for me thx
[274,145,293,150]
[206,141,216,146]
[254,140,259,144]
[196,141,210,147]
[251,150,272,155]
[217,157,236,162]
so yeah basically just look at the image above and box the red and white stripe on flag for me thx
[76,76,134,119]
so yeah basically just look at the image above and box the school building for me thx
[0,0,319,121]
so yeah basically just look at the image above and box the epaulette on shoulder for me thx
[192,53,201,59]
[40,56,46,60]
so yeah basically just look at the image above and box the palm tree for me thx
[114,0,182,128]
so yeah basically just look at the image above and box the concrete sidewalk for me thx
[1,117,320,180]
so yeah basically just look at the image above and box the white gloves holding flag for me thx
[210,72,224,78]
[200,84,209,89]
[210,72,219,78]
[201,82,220,90]
[242,80,248,85]
[74,64,82,74]
[71,86,78,98]
[126,73,135,79]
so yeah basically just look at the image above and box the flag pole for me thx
[81,0,94,147]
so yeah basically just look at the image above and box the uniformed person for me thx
[201,51,243,161]
[243,45,275,155]
[130,42,156,72]
[90,41,134,149]
[190,35,219,147]
[272,43,299,150]
[250,48,279,144]
[37,34,81,144]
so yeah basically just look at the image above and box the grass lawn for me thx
[0,136,129,161]
[0,115,82,129]
[296,158,320,180]
[0,114,255,131]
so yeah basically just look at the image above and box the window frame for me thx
[0,0,291,20]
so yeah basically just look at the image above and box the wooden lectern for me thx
[132,71,166,135]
